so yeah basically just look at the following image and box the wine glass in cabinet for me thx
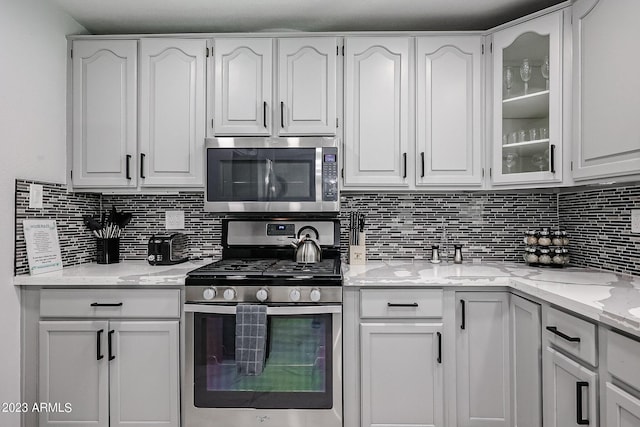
[491,11,563,185]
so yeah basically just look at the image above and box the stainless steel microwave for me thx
[204,137,339,213]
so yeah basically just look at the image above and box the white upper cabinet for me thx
[277,38,338,135]
[416,36,483,187]
[491,12,563,186]
[139,39,206,187]
[572,0,640,181]
[344,37,410,187]
[213,38,273,135]
[72,40,138,188]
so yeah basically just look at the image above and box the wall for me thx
[0,0,85,425]
[559,183,640,276]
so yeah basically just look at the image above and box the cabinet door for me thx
[39,321,109,427]
[605,383,640,427]
[213,38,272,135]
[361,322,444,427]
[491,12,563,185]
[511,295,542,427]
[416,36,483,186]
[109,321,179,427]
[344,37,409,187]
[572,0,640,180]
[72,40,137,188]
[139,39,206,187]
[456,292,511,427]
[278,37,337,136]
[542,347,598,427]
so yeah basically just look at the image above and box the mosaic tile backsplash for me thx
[13,179,640,276]
[559,184,640,277]
[14,180,100,275]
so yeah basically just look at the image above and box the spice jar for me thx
[525,230,538,245]
[552,230,564,246]
[561,231,570,246]
[524,247,539,264]
[537,229,551,246]
[538,247,552,264]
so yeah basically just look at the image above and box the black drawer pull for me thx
[437,332,442,364]
[263,101,267,128]
[460,299,466,330]
[96,329,104,361]
[420,152,425,178]
[280,101,285,128]
[387,302,418,307]
[546,326,581,343]
[125,154,132,180]
[576,381,589,425]
[91,302,124,307]
[108,330,116,361]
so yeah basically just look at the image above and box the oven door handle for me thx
[184,304,342,315]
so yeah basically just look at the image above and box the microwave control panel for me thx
[322,148,339,201]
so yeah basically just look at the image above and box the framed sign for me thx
[23,219,63,275]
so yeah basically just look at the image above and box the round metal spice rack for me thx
[523,229,569,267]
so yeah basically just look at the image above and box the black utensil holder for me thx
[97,238,120,264]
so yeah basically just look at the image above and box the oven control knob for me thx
[310,288,322,303]
[256,288,269,302]
[223,288,236,301]
[289,288,301,302]
[202,287,217,300]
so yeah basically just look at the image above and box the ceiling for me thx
[51,0,567,35]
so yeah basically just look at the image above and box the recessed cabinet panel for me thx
[572,0,640,180]
[214,38,272,135]
[39,321,109,427]
[361,322,443,427]
[140,39,206,187]
[416,37,482,186]
[606,383,640,427]
[344,37,409,186]
[491,12,563,185]
[278,38,337,135]
[72,40,137,188]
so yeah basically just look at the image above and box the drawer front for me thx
[40,289,181,319]
[360,289,443,318]
[607,330,640,392]
[544,306,597,366]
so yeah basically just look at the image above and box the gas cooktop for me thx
[186,258,341,281]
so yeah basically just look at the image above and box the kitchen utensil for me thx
[291,234,322,263]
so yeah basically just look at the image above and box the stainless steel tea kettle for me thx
[291,228,322,263]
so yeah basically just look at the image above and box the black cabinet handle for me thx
[437,332,442,364]
[387,302,418,307]
[140,153,145,179]
[546,326,581,343]
[280,101,285,128]
[91,302,123,307]
[108,330,115,361]
[96,329,104,361]
[403,153,407,178]
[460,299,466,330]
[550,144,556,173]
[420,152,425,178]
[263,101,267,128]
[576,381,589,425]
[125,155,131,180]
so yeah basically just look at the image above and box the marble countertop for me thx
[13,259,211,287]
[344,261,640,338]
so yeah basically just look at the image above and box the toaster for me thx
[147,233,189,265]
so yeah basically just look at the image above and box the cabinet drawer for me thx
[544,306,597,366]
[607,330,640,392]
[40,289,181,319]
[360,289,443,318]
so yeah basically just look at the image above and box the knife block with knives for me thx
[349,211,366,265]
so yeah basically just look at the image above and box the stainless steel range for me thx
[183,218,342,427]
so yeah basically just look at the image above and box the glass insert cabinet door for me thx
[492,12,563,184]
[193,312,333,409]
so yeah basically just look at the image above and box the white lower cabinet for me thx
[510,295,542,427]
[605,383,640,427]
[360,322,444,427]
[39,320,179,427]
[456,292,511,427]
[542,346,597,427]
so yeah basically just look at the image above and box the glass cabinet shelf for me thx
[503,90,549,118]
[502,139,549,156]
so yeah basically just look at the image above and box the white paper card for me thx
[23,219,63,275]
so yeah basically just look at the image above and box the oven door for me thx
[183,304,342,427]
